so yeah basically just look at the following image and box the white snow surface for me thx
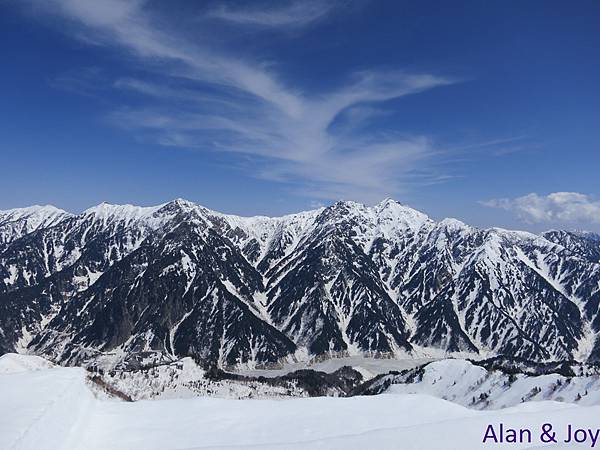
[387,359,600,409]
[0,205,69,226]
[2,354,600,449]
[0,353,54,373]
[0,205,71,245]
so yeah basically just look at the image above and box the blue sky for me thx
[1,0,599,231]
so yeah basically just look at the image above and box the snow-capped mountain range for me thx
[1,198,600,368]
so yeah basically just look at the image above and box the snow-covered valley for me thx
[3,353,600,449]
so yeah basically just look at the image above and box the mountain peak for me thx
[333,199,366,209]
[0,205,72,246]
[373,199,430,232]
[82,202,164,223]
[378,197,401,207]
[170,198,197,207]
[0,204,69,216]
[438,217,469,231]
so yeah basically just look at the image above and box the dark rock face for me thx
[1,198,600,367]
[542,230,600,263]
[30,221,295,366]
[265,225,411,356]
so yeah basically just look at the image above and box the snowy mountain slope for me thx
[3,354,600,450]
[364,359,600,409]
[91,357,307,400]
[0,202,171,293]
[264,201,414,356]
[543,230,600,263]
[211,207,322,269]
[1,198,600,367]
[0,352,54,373]
[0,205,71,251]
[30,218,296,367]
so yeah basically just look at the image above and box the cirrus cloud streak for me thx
[24,0,455,203]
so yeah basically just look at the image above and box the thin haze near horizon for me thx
[1,0,599,232]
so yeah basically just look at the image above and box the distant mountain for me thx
[0,205,71,251]
[357,358,600,408]
[1,199,599,367]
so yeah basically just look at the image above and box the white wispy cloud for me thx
[207,0,342,28]
[481,192,600,225]
[26,0,454,203]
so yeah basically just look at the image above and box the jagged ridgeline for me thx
[1,199,600,367]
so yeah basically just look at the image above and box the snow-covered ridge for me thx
[0,204,69,218]
[0,204,72,247]
[2,197,581,243]
[0,353,54,374]
[82,201,164,221]
[380,359,600,409]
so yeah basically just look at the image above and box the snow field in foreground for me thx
[1,354,600,449]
